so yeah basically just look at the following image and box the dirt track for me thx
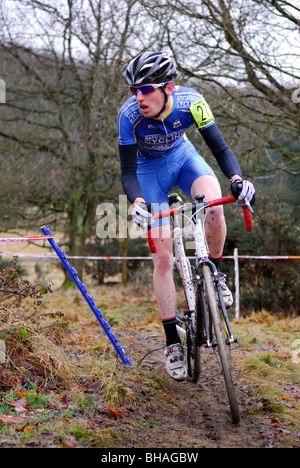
[117,327,298,449]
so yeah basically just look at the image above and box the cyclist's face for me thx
[135,82,174,118]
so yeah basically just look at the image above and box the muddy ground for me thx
[114,328,299,449]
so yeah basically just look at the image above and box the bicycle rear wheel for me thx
[173,264,202,383]
[202,265,240,424]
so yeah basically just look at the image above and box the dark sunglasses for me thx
[130,82,167,96]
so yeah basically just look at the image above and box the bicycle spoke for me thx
[173,264,201,383]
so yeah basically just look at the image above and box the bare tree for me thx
[140,0,300,175]
[1,0,299,286]
[0,0,158,279]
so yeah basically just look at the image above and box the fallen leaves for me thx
[107,403,123,419]
[282,395,292,402]
[0,415,27,425]
[8,398,29,413]
[23,425,33,433]
[63,436,79,448]
[0,282,299,448]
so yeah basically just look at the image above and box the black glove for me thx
[231,179,255,209]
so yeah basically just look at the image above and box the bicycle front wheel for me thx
[202,265,240,424]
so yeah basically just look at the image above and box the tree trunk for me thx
[65,201,89,284]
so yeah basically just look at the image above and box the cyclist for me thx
[117,52,255,381]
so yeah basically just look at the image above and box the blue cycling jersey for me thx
[117,85,214,158]
[117,84,242,205]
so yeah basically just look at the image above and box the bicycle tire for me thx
[173,264,201,383]
[202,265,240,424]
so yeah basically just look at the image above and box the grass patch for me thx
[1,260,299,447]
[0,261,169,447]
[233,311,300,427]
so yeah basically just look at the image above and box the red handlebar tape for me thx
[147,196,253,252]
[208,196,253,232]
[147,229,157,254]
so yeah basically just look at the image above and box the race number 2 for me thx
[190,98,214,129]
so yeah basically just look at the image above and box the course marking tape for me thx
[0,236,52,244]
[0,250,299,260]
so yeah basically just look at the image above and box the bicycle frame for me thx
[147,195,253,348]
[174,196,232,348]
[147,195,252,424]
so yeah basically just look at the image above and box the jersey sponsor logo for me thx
[124,106,142,124]
[173,120,182,128]
[177,96,193,108]
[176,93,201,109]
[144,129,185,145]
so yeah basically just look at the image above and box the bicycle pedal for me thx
[225,338,239,345]
[205,341,218,348]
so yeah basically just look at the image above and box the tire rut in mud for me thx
[118,329,265,448]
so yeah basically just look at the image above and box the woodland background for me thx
[0,0,299,314]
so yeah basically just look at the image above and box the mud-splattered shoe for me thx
[218,272,233,309]
[164,343,187,381]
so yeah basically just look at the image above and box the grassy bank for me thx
[233,312,300,429]
[0,262,299,447]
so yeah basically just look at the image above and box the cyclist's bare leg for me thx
[191,174,226,259]
[152,174,226,319]
[151,224,176,321]
[151,225,187,380]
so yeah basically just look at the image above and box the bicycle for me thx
[147,194,253,425]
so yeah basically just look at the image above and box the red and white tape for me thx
[223,255,300,260]
[0,236,52,244]
[0,236,298,260]
[0,251,299,261]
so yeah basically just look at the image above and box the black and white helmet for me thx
[124,51,177,86]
